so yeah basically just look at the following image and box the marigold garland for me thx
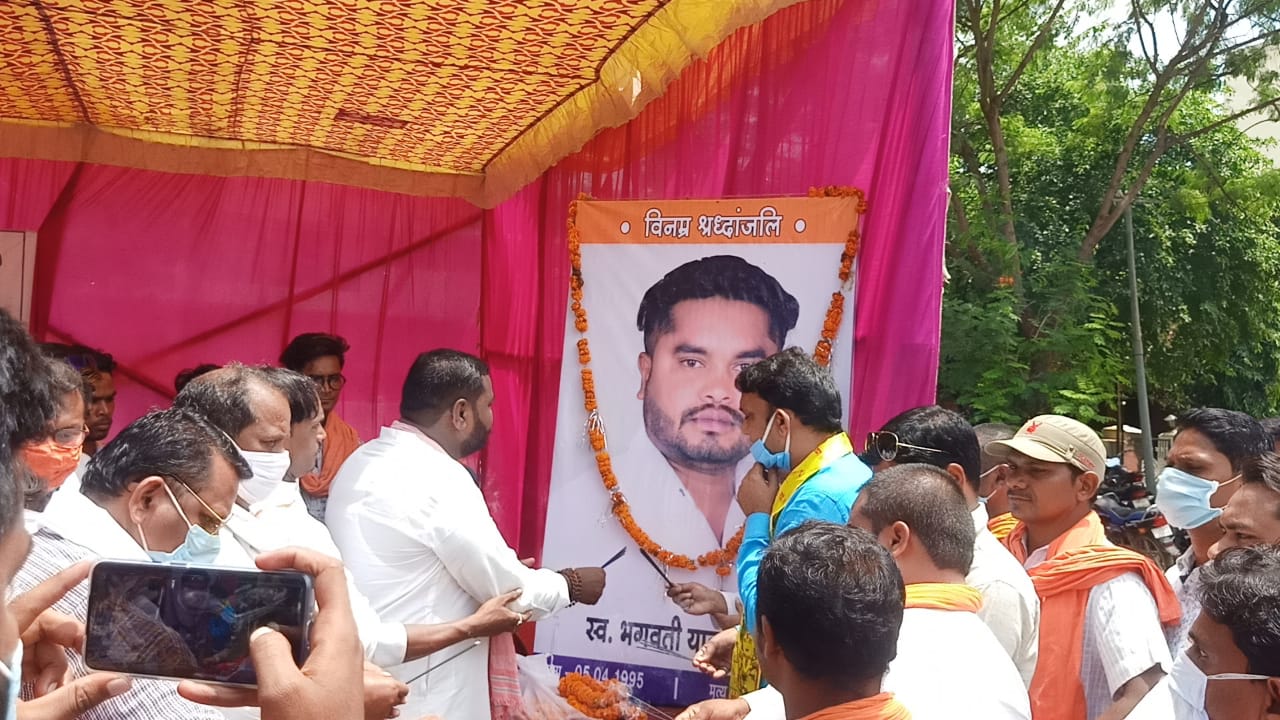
[558,673,644,720]
[567,188,864,575]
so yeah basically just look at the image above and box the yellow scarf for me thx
[769,432,855,532]
[799,693,912,720]
[904,583,984,612]
[731,432,855,697]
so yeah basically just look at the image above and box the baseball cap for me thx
[985,415,1106,473]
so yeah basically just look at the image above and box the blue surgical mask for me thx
[1156,467,1240,530]
[750,411,791,471]
[0,640,22,720]
[139,482,222,565]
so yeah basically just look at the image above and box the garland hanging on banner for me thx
[566,187,865,576]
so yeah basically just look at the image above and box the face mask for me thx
[750,411,791,471]
[235,446,292,507]
[139,482,222,565]
[1168,649,1273,720]
[1157,467,1240,530]
[20,438,81,491]
[0,640,21,720]
[977,465,1004,505]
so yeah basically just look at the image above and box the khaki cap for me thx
[985,415,1106,473]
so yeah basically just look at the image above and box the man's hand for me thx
[361,664,408,720]
[462,590,531,638]
[691,627,737,679]
[178,548,365,720]
[674,698,750,720]
[737,463,780,516]
[569,567,606,605]
[8,561,134,720]
[667,583,728,617]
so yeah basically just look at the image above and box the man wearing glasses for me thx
[988,415,1179,720]
[12,407,248,720]
[280,333,362,522]
[862,406,1039,688]
[19,359,91,512]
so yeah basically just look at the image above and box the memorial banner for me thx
[536,194,862,707]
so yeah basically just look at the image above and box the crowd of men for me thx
[1,302,1279,720]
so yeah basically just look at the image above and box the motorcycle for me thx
[1093,462,1182,570]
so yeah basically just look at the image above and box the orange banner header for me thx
[576,196,862,245]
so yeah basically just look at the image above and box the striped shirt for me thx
[12,526,227,720]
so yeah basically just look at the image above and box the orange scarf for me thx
[904,583,983,613]
[299,411,361,497]
[1005,512,1181,720]
[798,693,911,720]
[987,512,1019,541]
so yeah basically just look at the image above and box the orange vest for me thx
[1005,513,1180,720]
[299,411,361,497]
[798,693,912,720]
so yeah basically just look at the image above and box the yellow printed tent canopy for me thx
[0,0,800,206]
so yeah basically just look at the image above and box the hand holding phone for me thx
[177,548,364,720]
[84,560,314,687]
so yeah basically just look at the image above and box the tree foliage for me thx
[943,0,1280,422]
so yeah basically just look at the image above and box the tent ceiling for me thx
[0,0,800,206]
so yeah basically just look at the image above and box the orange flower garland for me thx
[558,673,644,720]
[566,188,864,575]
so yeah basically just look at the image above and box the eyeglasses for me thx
[167,477,229,535]
[307,373,346,391]
[865,431,947,462]
[52,424,88,448]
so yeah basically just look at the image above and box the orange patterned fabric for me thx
[0,0,805,206]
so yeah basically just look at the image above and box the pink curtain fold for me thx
[0,0,951,556]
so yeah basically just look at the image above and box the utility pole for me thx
[1124,201,1158,492]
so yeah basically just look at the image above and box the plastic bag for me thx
[518,655,591,720]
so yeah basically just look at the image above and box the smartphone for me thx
[83,560,314,687]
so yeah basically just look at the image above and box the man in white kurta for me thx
[328,420,578,719]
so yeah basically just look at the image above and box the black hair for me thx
[1197,544,1280,676]
[758,521,904,684]
[43,342,116,376]
[1,310,59,538]
[400,349,490,424]
[858,463,976,574]
[259,367,321,425]
[81,407,251,499]
[280,333,350,372]
[734,347,843,433]
[173,363,275,439]
[1258,418,1280,445]
[879,406,981,492]
[636,255,800,355]
[974,422,1016,472]
[1241,453,1280,517]
[1176,408,1270,472]
[174,363,221,394]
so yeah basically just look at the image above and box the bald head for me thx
[174,364,290,452]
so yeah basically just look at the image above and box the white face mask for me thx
[235,445,292,507]
[1169,649,1274,720]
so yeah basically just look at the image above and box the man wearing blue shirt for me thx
[726,347,871,697]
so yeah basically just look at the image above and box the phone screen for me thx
[84,561,313,686]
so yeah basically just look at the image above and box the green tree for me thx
[943,0,1280,422]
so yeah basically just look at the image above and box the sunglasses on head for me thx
[864,431,947,462]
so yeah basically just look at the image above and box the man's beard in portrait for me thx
[643,396,751,472]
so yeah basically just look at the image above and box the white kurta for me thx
[214,479,409,668]
[968,504,1040,687]
[326,423,573,720]
[744,607,1031,720]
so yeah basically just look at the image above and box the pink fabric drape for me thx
[0,0,950,557]
[479,0,952,555]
